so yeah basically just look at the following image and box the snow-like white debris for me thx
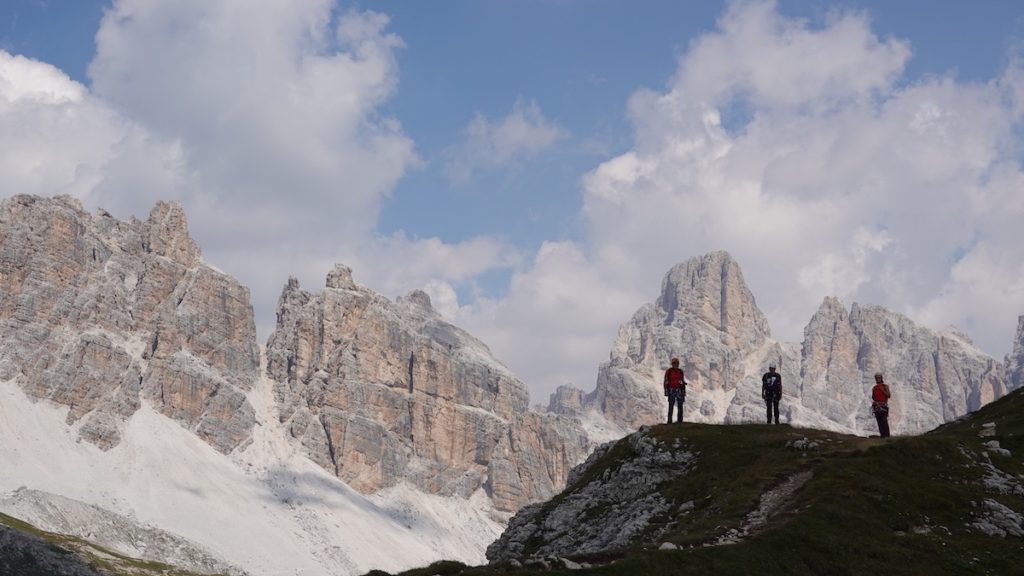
[0,378,502,576]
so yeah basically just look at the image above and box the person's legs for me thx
[878,413,890,438]
[675,394,684,423]
[771,397,780,424]
[667,397,674,424]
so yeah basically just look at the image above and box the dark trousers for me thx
[667,388,685,423]
[875,412,890,438]
[765,395,780,424]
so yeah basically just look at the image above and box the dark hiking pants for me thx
[875,412,890,438]
[667,388,685,423]
[765,394,780,424]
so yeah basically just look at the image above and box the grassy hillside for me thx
[372,388,1024,576]
[0,513,231,576]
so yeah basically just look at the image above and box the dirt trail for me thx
[709,470,814,546]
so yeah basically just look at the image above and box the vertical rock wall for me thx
[0,195,259,452]
[265,264,592,512]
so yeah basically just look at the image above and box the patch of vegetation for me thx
[373,387,1024,576]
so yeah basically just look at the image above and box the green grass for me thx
[369,387,1024,576]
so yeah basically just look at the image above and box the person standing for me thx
[761,363,782,424]
[663,357,687,424]
[871,372,892,438]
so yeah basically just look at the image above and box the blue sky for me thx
[2,0,1024,402]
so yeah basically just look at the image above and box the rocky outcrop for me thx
[795,301,1009,434]
[588,251,772,427]
[1007,316,1024,390]
[0,195,259,452]
[547,385,585,416]
[265,265,592,512]
[486,427,696,562]
[589,251,1013,436]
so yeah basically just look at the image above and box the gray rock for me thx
[0,195,259,453]
[972,499,1024,537]
[265,266,594,512]
[487,427,696,562]
[586,251,1014,437]
[1007,316,1024,390]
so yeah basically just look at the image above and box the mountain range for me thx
[0,195,1021,575]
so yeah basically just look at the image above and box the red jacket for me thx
[871,383,890,403]
[664,367,685,390]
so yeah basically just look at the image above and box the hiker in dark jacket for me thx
[761,363,782,424]
[663,357,686,424]
[871,372,892,438]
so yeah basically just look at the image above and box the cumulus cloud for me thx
[0,50,185,209]
[454,0,1024,401]
[444,99,568,184]
[1,0,526,344]
[3,0,1023,406]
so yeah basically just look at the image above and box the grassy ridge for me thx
[376,388,1024,576]
[0,512,231,576]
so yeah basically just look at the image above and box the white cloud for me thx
[450,241,641,400]
[3,0,1023,408]
[1,0,524,353]
[0,51,185,210]
[462,0,1024,401]
[444,99,568,184]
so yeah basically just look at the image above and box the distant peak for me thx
[144,201,200,264]
[403,289,433,310]
[325,263,356,290]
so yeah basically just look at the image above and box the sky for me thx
[2,0,1024,404]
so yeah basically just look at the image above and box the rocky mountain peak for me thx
[143,201,200,266]
[1008,315,1024,389]
[325,263,356,290]
[588,251,771,428]
[400,289,433,311]
[590,251,1014,436]
[0,195,259,452]
[657,250,771,346]
[265,264,592,511]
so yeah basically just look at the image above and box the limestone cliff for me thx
[1007,316,1024,390]
[588,251,773,428]
[0,195,259,452]
[795,299,1008,434]
[265,265,592,512]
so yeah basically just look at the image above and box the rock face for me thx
[796,299,1008,434]
[1007,316,1024,390]
[547,385,585,417]
[0,195,259,452]
[265,265,593,512]
[486,426,697,562]
[588,251,774,428]
[589,251,1014,436]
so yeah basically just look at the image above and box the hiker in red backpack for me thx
[761,363,782,424]
[663,357,687,424]
[871,372,892,438]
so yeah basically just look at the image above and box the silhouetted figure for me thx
[761,363,782,424]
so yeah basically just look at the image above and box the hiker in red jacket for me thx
[663,357,687,424]
[871,372,892,438]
